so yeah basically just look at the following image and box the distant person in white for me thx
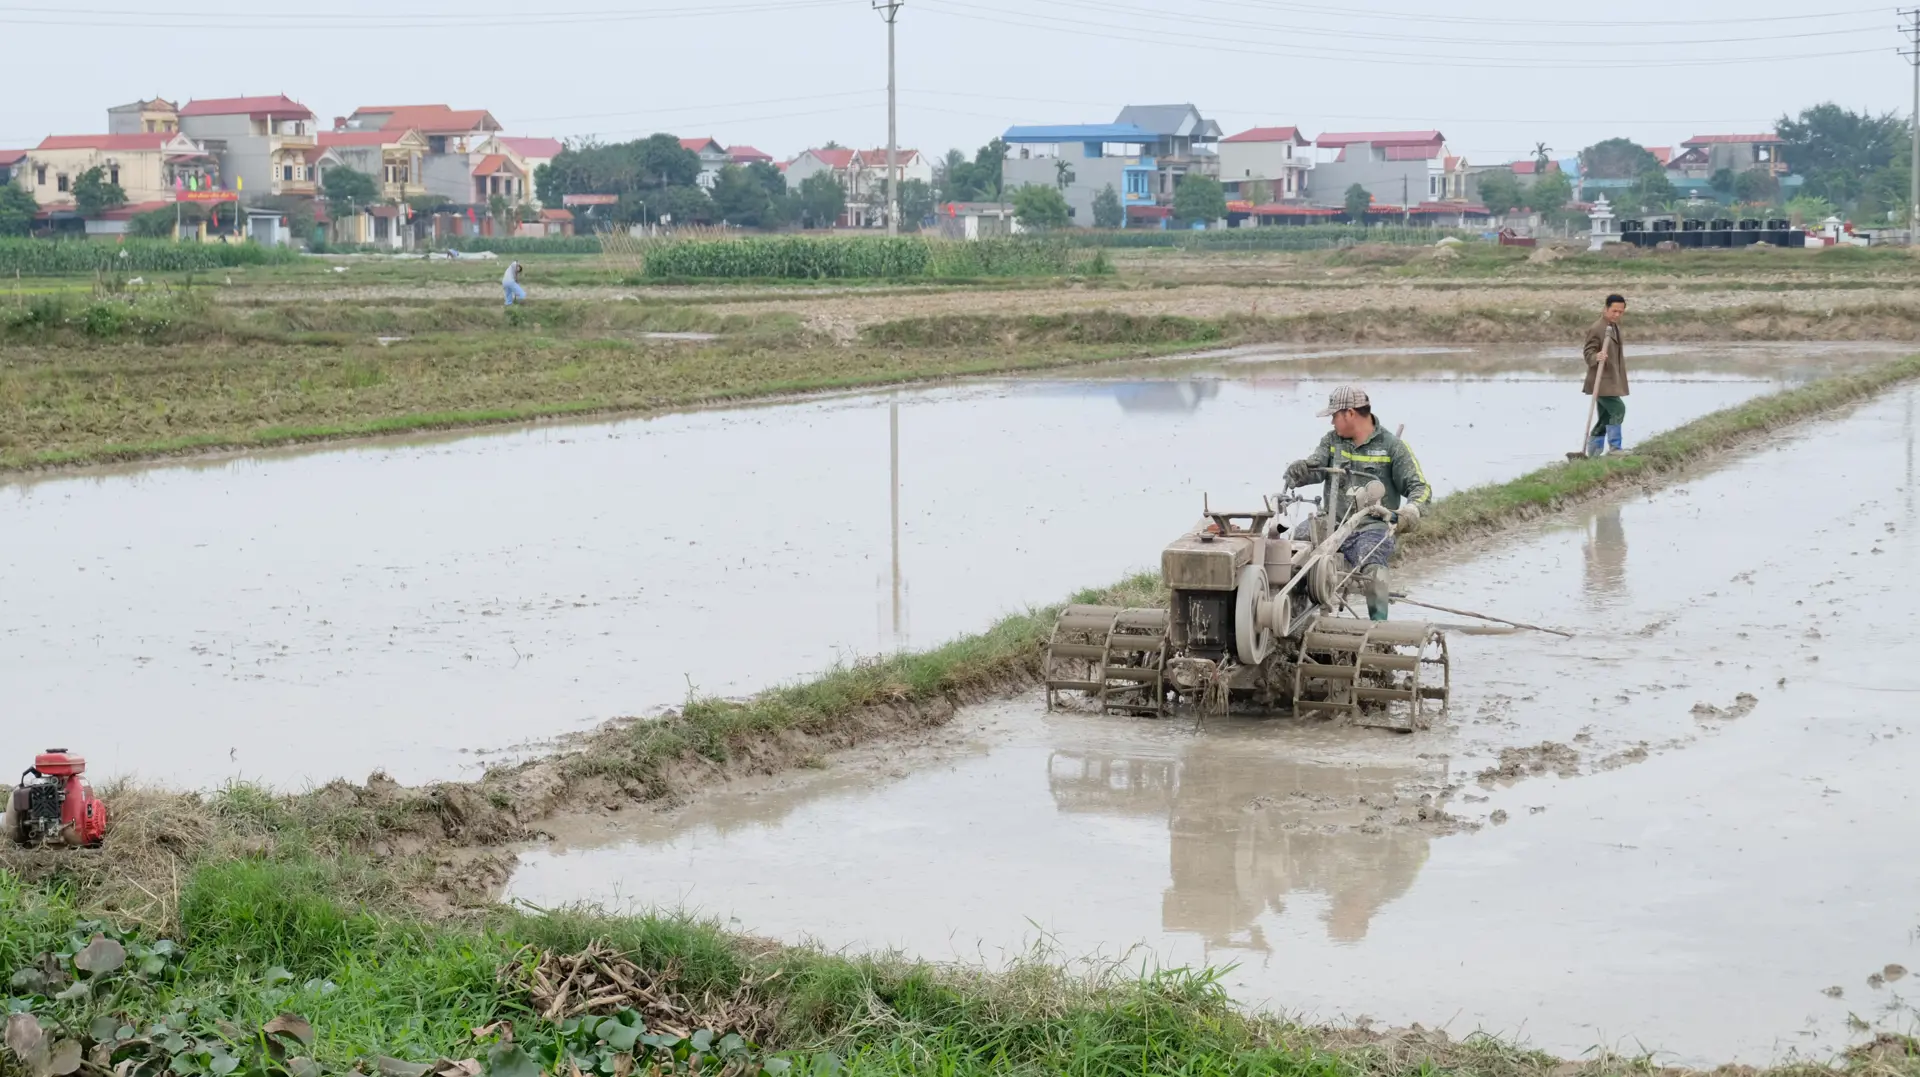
[503,260,527,306]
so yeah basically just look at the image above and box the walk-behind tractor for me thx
[1044,468,1450,732]
[5,750,109,848]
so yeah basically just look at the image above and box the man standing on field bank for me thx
[1583,294,1630,456]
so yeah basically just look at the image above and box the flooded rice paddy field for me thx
[0,342,1896,788]
[508,383,1920,1066]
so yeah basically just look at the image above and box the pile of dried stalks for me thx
[506,944,778,1042]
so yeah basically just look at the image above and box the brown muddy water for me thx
[508,383,1920,1066]
[0,343,1890,788]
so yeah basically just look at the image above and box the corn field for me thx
[639,236,1080,280]
[0,239,300,274]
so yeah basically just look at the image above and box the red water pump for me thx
[5,750,109,848]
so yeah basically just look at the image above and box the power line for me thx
[0,0,851,27]
[1168,0,1883,29]
[517,90,882,125]
[1025,0,1882,48]
[919,0,1877,69]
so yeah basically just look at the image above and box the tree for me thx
[1776,103,1909,205]
[1092,184,1123,229]
[1054,158,1076,191]
[1343,183,1372,222]
[539,134,704,224]
[1011,183,1071,230]
[936,140,1008,204]
[0,183,37,236]
[1527,170,1573,218]
[488,194,513,232]
[796,171,846,228]
[322,166,378,211]
[534,163,557,208]
[72,166,127,218]
[1579,138,1663,180]
[897,178,935,230]
[1626,170,1676,214]
[1732,168,1779,206]
[1476,171,1526,216]
[253,194,315,245]
[1171,175,1226,226]
[712,164,780,227]
[1533,142,1553,174]
[1709,168,1738,195]
[654,184,714,226]
[1783,195,1838,226]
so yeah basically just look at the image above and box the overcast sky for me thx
[0,0,1910,164]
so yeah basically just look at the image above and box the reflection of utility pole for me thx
[1903,10,1920,240]
[890,400,902,640]
[874,0,904,235]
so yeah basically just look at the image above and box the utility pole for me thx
[1904,9,1920,241]
[874,0,903,235]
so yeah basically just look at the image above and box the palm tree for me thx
[1533,142,1552,174]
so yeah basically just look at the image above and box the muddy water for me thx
[508,385,1920,1065]
[0,344,1864,787]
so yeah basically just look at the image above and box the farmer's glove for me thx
[1284,460,1315,489]
[1395,502,1421,534]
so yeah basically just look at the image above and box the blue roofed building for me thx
[1000,104,1223,228]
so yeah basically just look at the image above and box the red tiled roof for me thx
[1317,130,1444,148]
[318,130,395,148]
[0,149,28,165]
[181,95,313,119]
[1222,126,1306,144]
[728,145,773,162]
[805,148,859,169]
[1510,160,1561,175]
[1252,204,1338,216]
[1383,143,1443,161]
[1650,147,1673,165]
[1443,155,1461,170]
[374,106,500,134]
[500,137,563,159]
[680,137,726,155]
[38,133,178,151]
[861,148,920,163]
[472,154,516,176]
[539,208,573,222]
[94,199,175,221]
[1682,133,1783,146]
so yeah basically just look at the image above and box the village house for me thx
[177,95,317,199]
[315,128,428,203]
[1217,126,1313,203]
[106,98,179,136]
[727,145,774,167]
[0,150,25,187]
[680,138,732,190]
[1000,123,1159,227]
[494,137,563,204]
[1311,130,1474,209]
[784,148,874,226]
[20,132,214,208]
[339,105,505,207]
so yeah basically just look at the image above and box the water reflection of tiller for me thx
[1043,467,1450,732]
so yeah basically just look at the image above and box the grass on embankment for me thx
[7,858,1915,1077]
[0,329,1210,471]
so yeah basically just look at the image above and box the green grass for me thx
[4,857,1914,1077]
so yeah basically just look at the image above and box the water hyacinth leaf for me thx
[761,1060,791,1076]
[717,1034,743,1056]
[288,1058,323,1077]
[264,967,294,986]
[596,1017,641,1053]
[376,1056,432,1077]
[688,1031,712,1054]
[73,936,126,976]
[209,1049,240,1076]
[46,1039,84,1077]
[483,1044,539,1077]
[90,1016,122,1043]
[263,1015,314,1047]
[11,969,48,994]
[6,1013,46,1058]
[54,982,89,1002]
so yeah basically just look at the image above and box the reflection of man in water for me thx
[1047,742,1432,949]
[1582,506,1629,609]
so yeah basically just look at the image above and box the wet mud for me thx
[508,385,1920,1066]
[0,343,1824,787]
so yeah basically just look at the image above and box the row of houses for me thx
[999,103,1800,228]
[0,96,828,242]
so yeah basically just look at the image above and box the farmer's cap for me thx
[1316,384,1370,417]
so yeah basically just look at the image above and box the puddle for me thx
[0,343,1852,787]
[507,385,1920,1065]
